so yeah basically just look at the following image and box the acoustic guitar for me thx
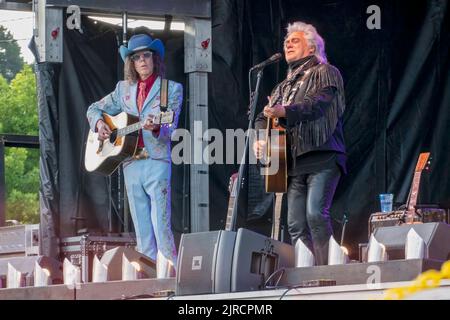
[84,111,173,176]
[264,107,287,193]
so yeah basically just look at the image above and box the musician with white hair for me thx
[253,21,347,265]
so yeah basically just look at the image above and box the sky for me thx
[0,10,34,64]
[0,9,185,65]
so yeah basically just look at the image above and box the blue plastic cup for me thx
[379,193,393,213]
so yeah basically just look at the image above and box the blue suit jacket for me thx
[87,77,183,161]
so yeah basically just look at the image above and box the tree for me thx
[0,25,24,82]
[1,64,38,135]
[0,65,39,224]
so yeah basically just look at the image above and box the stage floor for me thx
[0,278,449,300]
[160,279,450,300]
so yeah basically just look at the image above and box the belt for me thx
[132,148,149,160]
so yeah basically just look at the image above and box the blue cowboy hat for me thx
[119,34,165,61]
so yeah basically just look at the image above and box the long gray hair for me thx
[286,21,328,63]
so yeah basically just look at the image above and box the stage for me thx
[0,277,449,300]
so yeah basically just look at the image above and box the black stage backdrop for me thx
[37,0,450,259]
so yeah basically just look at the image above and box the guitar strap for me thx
[160,78,169,112]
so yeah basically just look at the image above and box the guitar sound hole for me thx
[109,130,117,144]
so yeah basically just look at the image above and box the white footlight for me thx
[122,254,143,280]
[7,263,24,288]
[328,236,349,265]
[295,239,315,267]
[367,234,387,262]
[405,228,426,259]
[92,255,108,282]
[34,261,51,287]
[157,251,175,279]
[63,258,81,286]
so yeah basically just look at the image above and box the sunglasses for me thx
[130,51,153,62]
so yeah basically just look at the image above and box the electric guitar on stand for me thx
[225,173,238,231]
[226,172,284,241]
[405,152,431,224]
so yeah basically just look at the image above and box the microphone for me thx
[250,53,283,71]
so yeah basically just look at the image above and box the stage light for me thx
[156,251,175,279]
[63,258,81,285]
[98,247,156,281]
[367,234,387,262]
[122,255,145,280]
[294,239,314,267]
[34,262,51,286]
[7,263,24,288]
[328,236,349,265]
[92,255,108,282]
[405,229,426,259]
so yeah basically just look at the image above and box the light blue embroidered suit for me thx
[86,77,182,266]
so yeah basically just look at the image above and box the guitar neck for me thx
[407,172,422,212]
[406,171,423,224]
[225,198,235,231]
[405,152,430,224]
[225,173,238,232]
[271,193,283,240]
[117,122,142,138]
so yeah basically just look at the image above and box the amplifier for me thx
[368,211,406,238]
[60,234,136,282]
[368,207,448,238]
[416,207,448,224]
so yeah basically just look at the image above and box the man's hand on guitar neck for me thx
[96,119,112,141]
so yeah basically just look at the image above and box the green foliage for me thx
[0,64,38,135]
[0,63,39,224]
[7,190,39,224]
[0,26,24,82]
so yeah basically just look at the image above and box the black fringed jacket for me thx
[255,55,347,175]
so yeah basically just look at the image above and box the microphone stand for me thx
[230,68,264,231]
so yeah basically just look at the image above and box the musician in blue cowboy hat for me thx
[87,33,182,277]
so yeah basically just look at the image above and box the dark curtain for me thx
[36,62,61,260]
[210,0,450,256]
[40,0,450,260]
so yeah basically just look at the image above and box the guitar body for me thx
[265,120,288,193]
[85,112,140,176]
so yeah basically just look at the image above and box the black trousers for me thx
[287,165,341,265]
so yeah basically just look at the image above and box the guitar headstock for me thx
[415,152,431,172]
[228,173,238,197]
